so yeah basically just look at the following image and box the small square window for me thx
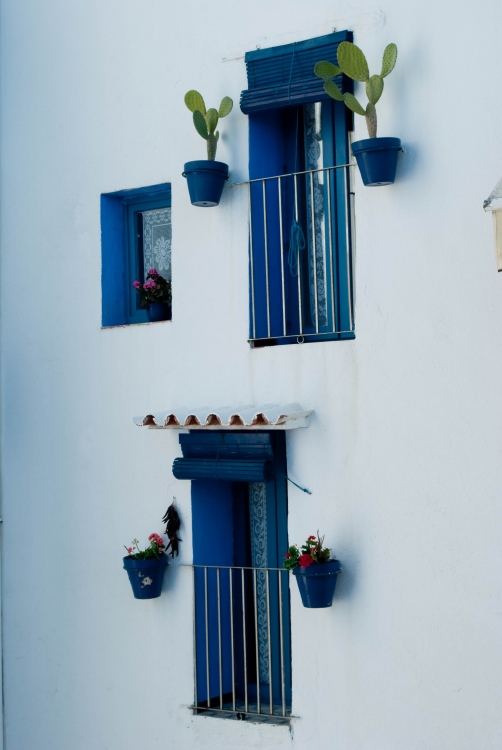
[101,183,171,326]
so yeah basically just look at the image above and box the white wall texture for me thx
[1,1,502,748]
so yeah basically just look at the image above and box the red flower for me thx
[308,535,316,540]
[299,554,313,568]
[284,552,291,559]
[127,547,133,554]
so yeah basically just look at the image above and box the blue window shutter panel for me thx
[240,31,353,114]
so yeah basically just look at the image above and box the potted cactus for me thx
[182,90,233,206]
[314,42,401,186]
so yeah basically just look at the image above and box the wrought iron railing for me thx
[234,164,355,345]
[186,564,292,721]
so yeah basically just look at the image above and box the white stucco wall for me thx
[1,1,502,749]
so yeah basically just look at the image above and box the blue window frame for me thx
[241,33,355,346]
[101,183,171,327]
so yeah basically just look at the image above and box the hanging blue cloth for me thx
[288,219,305,277]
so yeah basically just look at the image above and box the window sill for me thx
[101,320,172,330]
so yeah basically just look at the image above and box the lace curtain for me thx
[249,482,269,684]
[142,208,172,280]
[304,103,327,327]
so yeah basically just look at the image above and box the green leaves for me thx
[343,93,367,117]
[184,89,206,115]
[366,74,384,105]
[337,41,369,82]
[381,43,398,78]
[324,79,344,101]
[314,60,341,80]
[193,110,208,139]
[218,96,233,117]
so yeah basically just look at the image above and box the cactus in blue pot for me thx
[314,42,397,139]
[184,90,233,160]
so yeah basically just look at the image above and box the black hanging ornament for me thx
[162,501,182,558]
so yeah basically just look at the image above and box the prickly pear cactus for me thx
[314,42,397,139]
[184,90,233,160]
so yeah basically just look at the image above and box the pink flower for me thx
[299,554,313,568]
[127,547,133,554]
[284,552,291,559]
[147,268,158,277]
[143,280,158,290]
[133,281,141,289]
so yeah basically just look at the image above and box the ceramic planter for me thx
[123,554,169,599]
[146,302,171,322]
[351,137,401,186]
[293,559,342,608]
[183,160,229,207]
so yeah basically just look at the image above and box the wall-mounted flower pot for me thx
[351,137,401,186]
[147,302,171,322]
[183,160,229,207]
[293,559,342,608]
[123,554,169,599]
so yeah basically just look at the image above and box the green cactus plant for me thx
[314,42,397,139]
[184,90,233,160]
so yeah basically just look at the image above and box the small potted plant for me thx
[123,533,169,599]
[284,532,341,608]
[182,89,233,206]
[133,268,171,322]
[314,42,401,186]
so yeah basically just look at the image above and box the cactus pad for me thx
[205,108,219,134]
[193,110,209,139]
[381,44,398,78]
[324,79,344,101]
[314,61,341,80]
[185,90,206,115]
[218,97,233,117]
[342,92,367,117]
[337,42,369,82]
[366,75,384,105]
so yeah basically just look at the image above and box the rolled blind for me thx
[172,458,275,482]
[240,30,352,115]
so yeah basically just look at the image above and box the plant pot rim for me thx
[292,559,342,576]
[123,554,169,569]
[352,137,401,153]
[183,159,229,177]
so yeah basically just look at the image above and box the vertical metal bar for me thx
[327,167,336,333]
[217,568,223,710]
[310,170,319,334]
[192,566,198,710]
[229,568,236,712]
[294,174,303,335]
[343,166,354,331]
[278,176,286,337]
[241,568,248,713]
[262,180,271,338]
[248,182,256,341]
[204,567,210,709]
[278,570,286,717]
[253,569,261,715]
[266,570,273,715]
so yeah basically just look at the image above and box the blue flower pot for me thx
[351,137,401,186]
[147,302,171,322]
[293,559,341,608]
[123,554,169,599]
[183,160,229,207]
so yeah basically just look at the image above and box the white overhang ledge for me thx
[133,403,313,430]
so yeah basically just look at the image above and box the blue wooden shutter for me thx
[240,31,353,114]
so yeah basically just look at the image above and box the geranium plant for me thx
[124,533,166,560]
[132,268,171,308]
[283,532,332,570]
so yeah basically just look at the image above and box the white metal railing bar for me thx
[231,162,355,186]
